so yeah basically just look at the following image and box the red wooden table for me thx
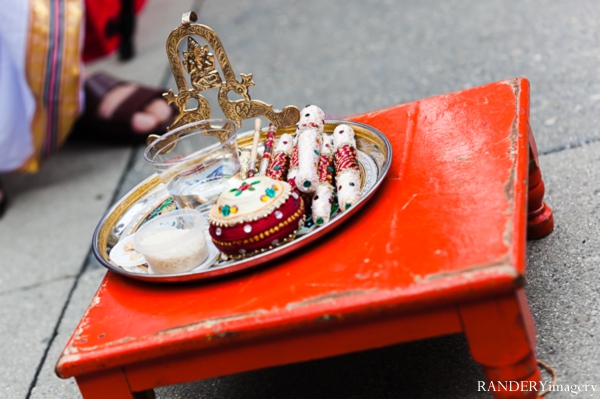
[56,78,553,399]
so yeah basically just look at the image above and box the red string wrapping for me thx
[334,145,359,173]
[317,154,334,185]
[266,152,290,181]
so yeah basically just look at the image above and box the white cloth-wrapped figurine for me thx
[312,135,335,225]
[333,124,361,211]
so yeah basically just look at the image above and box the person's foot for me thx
[72,73,177,144]
[97,83,173,134]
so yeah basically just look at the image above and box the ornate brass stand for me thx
[149,11,300,146]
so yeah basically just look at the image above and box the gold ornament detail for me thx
[162,11,300,136]
[182,37,222,92]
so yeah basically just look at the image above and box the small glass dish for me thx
[144,119,240,213]
[133,209,210,274]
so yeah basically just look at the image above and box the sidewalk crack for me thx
[539,136,600,156]
[0,275,76,297]
[25,146,138,399]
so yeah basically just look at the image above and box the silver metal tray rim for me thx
[92,120,392,283]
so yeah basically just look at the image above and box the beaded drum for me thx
[208,176,305,258]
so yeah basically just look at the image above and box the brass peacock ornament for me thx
[154,11,300,144]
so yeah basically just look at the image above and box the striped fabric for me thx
[21,0,83,173]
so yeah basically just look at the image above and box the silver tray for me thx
[92,120,392,282]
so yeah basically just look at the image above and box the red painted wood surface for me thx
[57,78,550,399]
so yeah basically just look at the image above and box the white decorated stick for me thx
[295,127,322,193]
[333,124,361,211]
[287,132,300,182]
[312,135,335,225]
[258,123,277,176]
[297,104,325,133]
[293,104,325,192]
[266,133,294,181]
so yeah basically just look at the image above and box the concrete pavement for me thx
[1,0,598,398]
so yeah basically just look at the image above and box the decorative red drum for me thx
[208,176,305,258]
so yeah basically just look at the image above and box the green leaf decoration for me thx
[235,191,242,196]
[229,188,237,192]
[251,180,261,185]
[273,165,281,170]
[249,187,256,191]
[327,166,334,173]
[314,149,320,156]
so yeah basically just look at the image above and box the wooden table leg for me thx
[76,368,155,399]
[459,289,541,399]
[527,124,554,239]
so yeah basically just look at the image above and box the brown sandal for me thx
[71,73,176,144]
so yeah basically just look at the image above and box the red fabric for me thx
[83,0,147,62]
